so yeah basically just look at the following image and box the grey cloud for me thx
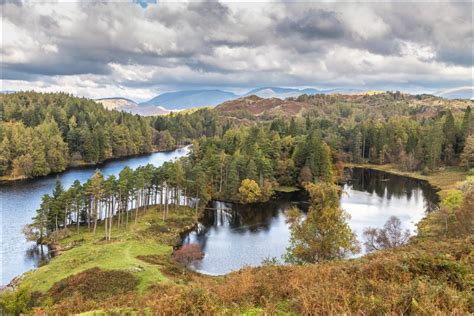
[1,1,472,95]
[276,9,345,40]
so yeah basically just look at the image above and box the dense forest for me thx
[1,92,473,181]
[0,92,226,179]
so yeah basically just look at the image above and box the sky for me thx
[1,0,473,102]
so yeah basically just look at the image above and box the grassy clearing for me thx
[274,185,301,193]
[21,206,197,293]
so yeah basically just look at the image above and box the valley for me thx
[1,90,472,314]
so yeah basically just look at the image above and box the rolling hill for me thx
[139,90,238,109]
[95,97,169,116]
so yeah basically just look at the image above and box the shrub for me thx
[173,244,204,273]
[48,268,138,302]
[0,285,36,314]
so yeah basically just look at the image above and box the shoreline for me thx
[0,145,188,184]
[5,163,466,291]
[344,163,466,196]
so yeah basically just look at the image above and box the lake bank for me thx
[344,163,466,195]
[9,181,472,315]
[0,146,190,286]
[0,146,186,184]
[182,167,440,275]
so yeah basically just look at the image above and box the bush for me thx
[0,285,37,314]
[48,268,138,302]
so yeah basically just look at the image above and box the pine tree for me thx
[461,106,472,137]
[460,136,474,170]
[0,136,11,175]
[89,170,104,234]
[246,159,258,182]
[226,158,240,198]
[31,136,49,176]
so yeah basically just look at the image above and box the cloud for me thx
[1,0,472,98]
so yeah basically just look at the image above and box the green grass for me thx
[22,207,196,293]
[274,185,301,193]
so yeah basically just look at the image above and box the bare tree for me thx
[363,216,410,252]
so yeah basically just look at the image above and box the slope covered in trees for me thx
[216,92,474,173]
[0,92,227,179]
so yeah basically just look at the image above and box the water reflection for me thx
[25,245,52,268]
[183,168,439,275]
[346,168,439,212]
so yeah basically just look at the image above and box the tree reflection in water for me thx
[25,244,52,268]
[182,168,439,275]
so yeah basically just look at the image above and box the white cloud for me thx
[1,0,472,99]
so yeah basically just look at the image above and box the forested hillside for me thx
[0,92,225,179]
[2,91,473,184]
[214,92,474,174]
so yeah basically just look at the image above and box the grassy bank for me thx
[345,163,466,196]
[20,206,198,293]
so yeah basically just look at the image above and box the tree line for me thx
[24,160,209,244]
[0,92,229,179]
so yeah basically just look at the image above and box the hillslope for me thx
[215,92,473,120]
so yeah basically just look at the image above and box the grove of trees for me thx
[0,92,226,179]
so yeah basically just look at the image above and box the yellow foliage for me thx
[238,179,262,203]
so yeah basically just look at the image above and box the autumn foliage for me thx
[173,243,204,270]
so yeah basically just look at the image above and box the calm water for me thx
[0,147,189,285]
[182,168,439,275]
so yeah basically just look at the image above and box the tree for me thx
[363,216,410,252]
[225,158,240,198]
[298,165,313,185]
[50,177,65,231]
[70,180,83,233]
[246,159,258,182]
[158,130,176,150]
[438,189,464,237]
[453,189,474,237]
[0,136,11,175]
[27,194,52,243]
[173,243,204,274]
[461,105,472,137]
[238,179,262,203]
[460,136,474,170]
[285,183,359,263]
[12,154,34,178]
[89,170,104,234]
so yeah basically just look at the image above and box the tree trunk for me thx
[76,206,80,233]
[93,199,98,235]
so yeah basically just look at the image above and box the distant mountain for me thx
[244,87,320,99]
[323,88,365,95]
[435,87,473,100]
[95,97,169,116]
[135,87,400,111]
[140,90,238,109]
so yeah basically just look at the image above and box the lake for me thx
[182,168,439,275]
[0,147,190,286]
